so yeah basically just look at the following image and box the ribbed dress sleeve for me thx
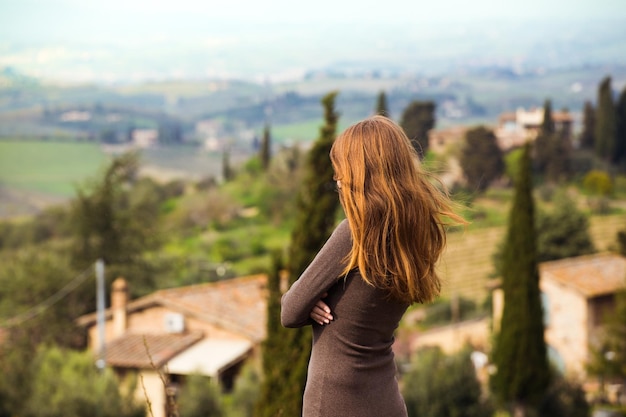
[280,219,352,328]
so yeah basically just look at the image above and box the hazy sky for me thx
[1,0,624,83]
[2,0,625,44]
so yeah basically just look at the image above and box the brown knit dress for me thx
[281,220,409,417]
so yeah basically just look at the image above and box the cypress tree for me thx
[260,123,272,171]
[557,107,572,141]
[288,90,341,282]
[594,76,616,161]
[222,150,234,182]
[490,143,551,417]
[400,100,436,158]
[579,101,595,150]
[255,250,287,417]
[544,133,570,183]
[375,90,390,117]
[260,91,341,417]
[614,87,626,165]
[534,99,554,174]
[541,99,554,136]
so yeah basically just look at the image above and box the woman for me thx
[281,115,465,417]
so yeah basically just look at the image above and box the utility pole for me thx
[96,259,106,371]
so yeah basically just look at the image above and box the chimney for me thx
[111,277,128,338]
[279,269,290,293]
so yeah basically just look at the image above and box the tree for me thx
[583,170,613,196]
[536,191,595,263]
[583,170,613,214]
[459,126,505,192]
[0,247,90,350]
[222,149,234,182]
[177,373,223,417]
[402,346,494,417]
[266,91,341,416]
[595,76,616,161]
[534,101,571,182]
[579,101,595,150]
[541,99,555,136]
[504,148,524,185]
[400,100,436,157]
[23,346,144,417]
[0,244,100,415]
[259,123,272,171]
[255,250,287,417]
[375,90,390,117]
[71,152,162,296]
[543,133,570,183]
[288,90,341,292]
[538,376,591,417]
[490,143,551,417]
[614,87,626,166]
[534,99,557,176]
[557,107,572,141]
[227,362,260,417]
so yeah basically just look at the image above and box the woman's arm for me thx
[280,220,351,328]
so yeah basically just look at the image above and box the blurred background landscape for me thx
[1,1,626,416]
[1,0,625,215]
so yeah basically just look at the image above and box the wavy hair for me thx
[330,115,466,304]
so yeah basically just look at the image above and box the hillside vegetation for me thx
[439,213,626,302]
[2,142,626,304]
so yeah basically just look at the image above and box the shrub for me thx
[177,373,223,417]
[583,170,613,196]
[23,346,144,417]
[402,346,494,417]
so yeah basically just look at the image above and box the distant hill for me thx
[1,64,625,146]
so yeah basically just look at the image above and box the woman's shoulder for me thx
[324,218,352,250]
[336,218,349,230]
[334,218,351,238]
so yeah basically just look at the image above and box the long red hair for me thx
[330,115,466,304]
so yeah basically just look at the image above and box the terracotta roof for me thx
[78,274,269,342]
[552,111,573,123]
[498,110,572,124]
[499,111,516,123]
[105,331,204,369]
[540,253,626,298]
[152,274,268,342]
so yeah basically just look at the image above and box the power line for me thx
[0,263,94,328]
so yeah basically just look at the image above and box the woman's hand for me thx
[310,293,334,325]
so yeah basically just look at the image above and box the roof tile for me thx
[540,253,626,297]
[78,274,269,342]
[105,331,204,369]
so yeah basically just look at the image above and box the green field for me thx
[272,119,361,144]
[0,140,108,196]
[0,141,232,200]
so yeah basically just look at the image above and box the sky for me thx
[2,0,625,43]
[1,0,625,83]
